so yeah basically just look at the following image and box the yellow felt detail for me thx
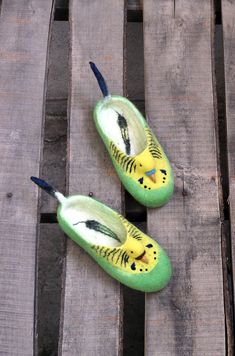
[92,216,160,274]
[110,128,171,190]
[133,146,170,190]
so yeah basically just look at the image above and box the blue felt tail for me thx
[31,176,57,199]
[89,62,109,97]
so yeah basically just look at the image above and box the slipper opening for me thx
[60,196,126,247]
[97,98,147,156]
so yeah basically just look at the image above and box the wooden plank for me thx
[0,1,54,355]
[143,1,225,355]
[59,1,125,355]
[222,0,235,347]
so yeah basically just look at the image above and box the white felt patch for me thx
[98,101,146,156]
[61,197,126,247]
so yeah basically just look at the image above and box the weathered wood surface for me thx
[0,0,54,355]
[222,0,235,317]
[144,1,225,355]
[59,1,125,355]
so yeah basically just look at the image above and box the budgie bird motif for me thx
[110,126,171,192]
[31,178,172,292]
[92,215,160,274]
[90,62,174,207]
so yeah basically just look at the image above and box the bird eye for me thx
[131,251,133,253]
[140,164,142,167]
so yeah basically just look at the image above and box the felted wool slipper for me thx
[31,177,172,292]
[90,62,174,208]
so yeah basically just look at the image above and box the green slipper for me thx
[31,177,172,292]
[90,62,174,208]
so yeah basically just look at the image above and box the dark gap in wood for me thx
[127,0,142,11]
[57,0,70,352]
[123,20,145,356]
[123,289,145,355]
[221,221,235,355]
[214,4,235,353]
[173,0,176,18]
[37,224,65,356]
[46,99,68,116]
[40,213,58,223]
[125,191,147,222]
[122,223,145,356]
[127,9,143,22]
[215,16,229,220]
[54,8,68,21]
[55,0,68,6]
[216,11,222,25]
[40,114,67,213]
[34,1,57,355]
[37,4,68,354]
[54,0,69,21]
[125,210,147,222]
[215,0,222,25]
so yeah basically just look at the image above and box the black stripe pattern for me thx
[92,245,130,267]
[91,216,143,268]
[145,128,162,159]
[118,215,143,241]
[116,111,131,154]
[73,219,121,242]
[110,141,137,174]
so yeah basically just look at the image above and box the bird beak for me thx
[140,254,148,264]
[145,168,157,183]
[149,173,156,183]
[136,251,148,264]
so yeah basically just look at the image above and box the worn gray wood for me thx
[144,1,225,355]
[222,1,235,351]
[0,0,54,354]
[59,1,125,355]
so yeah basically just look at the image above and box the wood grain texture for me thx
[143,1,225,355]
[0,0,54,355]
[222,0,235,325]
[59,1,125,355]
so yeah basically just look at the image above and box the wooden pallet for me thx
[0,0,234,355]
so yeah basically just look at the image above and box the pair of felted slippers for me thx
[31,63,174,293]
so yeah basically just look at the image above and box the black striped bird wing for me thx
[109,141,137,175]
[118,215,143,241]
[92,245,130,267]
[145,127,162,159]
